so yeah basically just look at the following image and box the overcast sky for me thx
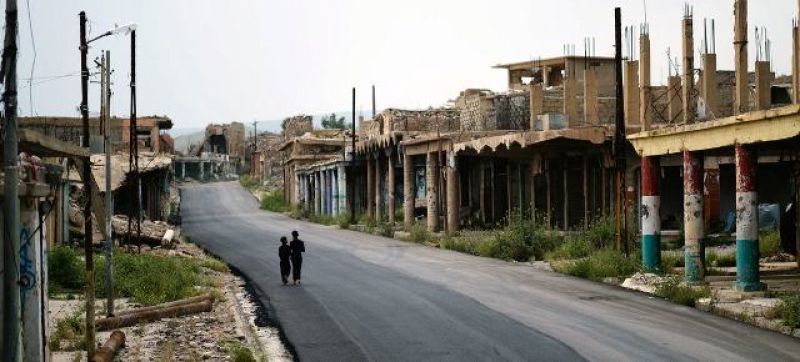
[15,0,798,132]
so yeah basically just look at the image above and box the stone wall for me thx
[456,89,530,131]
[204,122,246,157]
[283,115,313,138]
[455,89,494,131]
[492,92,530,130]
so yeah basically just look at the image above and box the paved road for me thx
[181,182,800,361]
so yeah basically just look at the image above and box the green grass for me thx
[706,251,736,268]
[336,213,351,229]
[227,341,258,362]
[49,246,206,306]
[661,253,685,271]
[439,231,494,256]
[409,221,432,243]
[760,231,782,258]
[654,277,711,307]
[378,219,395,238]
[260,189,289,213]
[50,311,86,351]
[361,214,377,234]
[239,175,259,190]
[772,294,800,329]
[553,248,641,281]
[545,235,593,261]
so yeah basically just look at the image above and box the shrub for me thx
[760,231,781,258]
[260,189,289,213]
[96,252,203,306]
[772,294,800,329]
[661,253,685,272]
[50,311,85,351]
[654,277,711,307]
[439,231,494,256]
[409,222,431,243]
[583,216,615,249]
[238,175,259,190]
[555,248,641,281]
[489,211,557,261]
[706,251,736,268]
[227,342,257,362]
[378,220,394,238]
[361,215,377,234]
[336,213,351,229]
[48,246,85,293]
[395,208,405,223]
[546,236,593,261]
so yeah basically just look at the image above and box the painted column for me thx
[314,171,321,215]
[332,169,339,216]
[426,152,439,232]
[446,152,459,235]
[366,154,374,219]
[641,156,661,272]
[684,150,705,283]
[403,152,414,231]
[338,164,348,216]
[735,144,764,291]
[375,153,383,221]
[388,150,396,224]
[704,157,721,229]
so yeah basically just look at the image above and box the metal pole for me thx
[79,10,96,358]
[613,7,628,254]
[103,50,114,317]
[2,0,21,359]
[130,30,141,249]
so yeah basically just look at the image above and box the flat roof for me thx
[493,56,617,70]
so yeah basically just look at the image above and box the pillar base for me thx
[732,282,767,293]
[641,234,661,273]
[735,239,763,292]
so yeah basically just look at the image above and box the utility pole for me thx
[127,29,141,249]
[350,87,356,223]
[79,11,96,358]
[103,50,114,317]
[252,120,258,180]
[2,0,21,360]
[371,85,376,118]
[613,7,628,255]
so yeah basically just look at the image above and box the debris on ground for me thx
[621,273,668,294]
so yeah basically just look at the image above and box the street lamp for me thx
[78,12,137,357]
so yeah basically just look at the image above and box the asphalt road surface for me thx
[181,182,800,361]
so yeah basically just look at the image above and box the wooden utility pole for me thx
[79,10,97,357]
[103,50,115,317]
[350,87,356,223]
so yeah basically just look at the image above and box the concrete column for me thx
[754,61,772,111]
[640,33,652,130]
[704,157,721,229]
[641,156,661,272]
[426,152,439,232]
[322,170,329,215]
[366,154,374,219]
[332,169,339,216]
[530,84,544,130]
[684,150,704,283]
[181,162,186,180]
[200,162,205,180]
[667,76,683,122]
[734,0,749,114]
[701,54,718,118]
[794,22,800,104]
[624,60,640,127]
[338,164,348,214]
[584,67,598,125]
[388,150,396,224]
[479,160,486,225]
[403,152,414,231]
[375,153,383,221]
[564,70,578,127]
[735,144,764,291]
[446,153,459,235]
[583,155,590,228]
[563,157,569,229]
[314,171,321,215]
[304,175,311,211]
[682,14,695,124]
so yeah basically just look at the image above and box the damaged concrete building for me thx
[176,122,245,181]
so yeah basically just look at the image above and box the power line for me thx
[25,0,36,115]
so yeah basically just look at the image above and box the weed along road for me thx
[181,182,800,361]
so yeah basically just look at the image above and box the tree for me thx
[321,113,347,129]
[281,117,290,131]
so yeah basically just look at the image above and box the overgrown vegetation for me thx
[378,219,395,237]
[409,221,432,243]
[771,294,800,329]
[49,246,206,306]
[260,189,289,213]
[227,341,258,362]
[553,248,641,281]
[239,175,259,190]
[50,311,86,351]
[360,214,377,234]
[760,231,782,258]
[336,213,351,229]
[706,251,736,268]
[654,277,711,307]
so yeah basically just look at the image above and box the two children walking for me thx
[279,230,305,285]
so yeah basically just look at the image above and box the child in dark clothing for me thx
[278,237,292,285]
